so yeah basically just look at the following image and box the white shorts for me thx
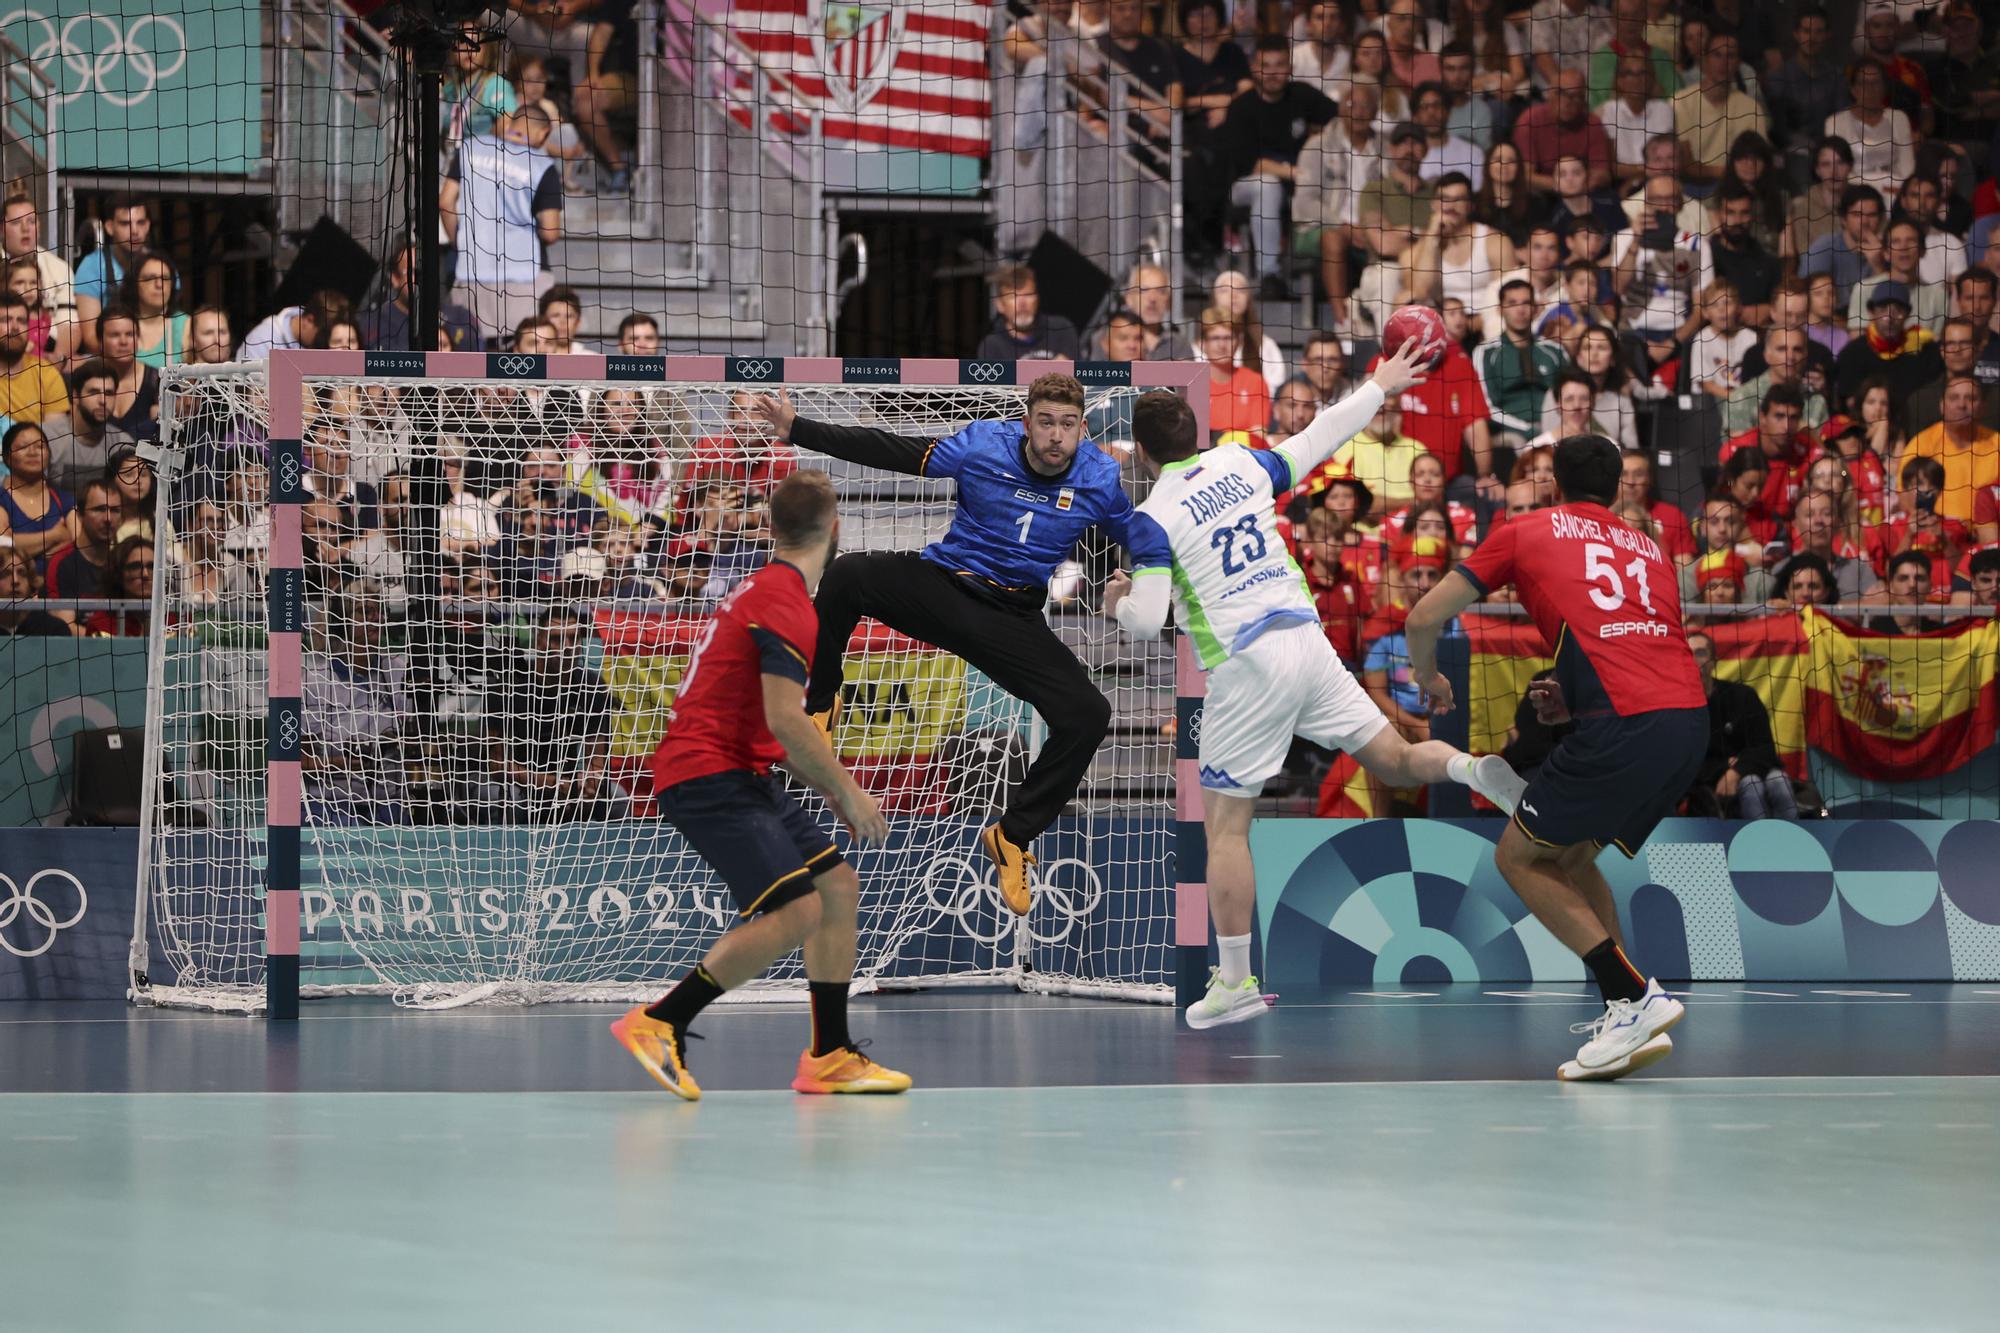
[1197,623,1390,797]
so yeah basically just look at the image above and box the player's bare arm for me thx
[761,672,887,843]
[1405,568,1484,716]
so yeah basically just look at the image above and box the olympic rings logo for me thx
[493,355,538,376]
[0,868,88,959]
[0,11,187,109]
[964,361,1006,383]
[276,710,299,750]
[1185,706,1202,747]
[918,853,1103,947]
[276,450,300,490]
[733,359,776,381]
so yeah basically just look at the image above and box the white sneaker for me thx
[1186,968,1269,1030]
[1563,979,1684,1078]
[1468,753,1528,814]
[1559,1032,1673,1082]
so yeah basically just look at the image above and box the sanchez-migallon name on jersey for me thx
[920,420,1169,591]
[1130,444,1319,668]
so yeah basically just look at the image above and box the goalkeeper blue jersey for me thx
[918,420,1168,592]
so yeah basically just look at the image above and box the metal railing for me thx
[272,0,404,263]
[0,31,59,241]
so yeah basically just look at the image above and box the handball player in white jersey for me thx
[1106,340,1527,1029]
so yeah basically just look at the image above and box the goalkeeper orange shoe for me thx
[807,693,842,747]
[981,823,1036,916]
[791,1044,913,1095]
[609,1006,701,1102]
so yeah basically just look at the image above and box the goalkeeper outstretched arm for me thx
[745,389,932,476]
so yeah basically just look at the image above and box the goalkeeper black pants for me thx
[806,551,1111,845]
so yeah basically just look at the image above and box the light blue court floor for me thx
[3,986,1997,1332]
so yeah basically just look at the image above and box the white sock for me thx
[1445,753,1477,786]
[1217,933,1252,987]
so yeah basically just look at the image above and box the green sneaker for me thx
[1185,967,1269,1030]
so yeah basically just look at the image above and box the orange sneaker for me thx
[609,1006,701,1101]
[807,693,843,747]
[791,1044,913,1095]
[980,823,1036,916]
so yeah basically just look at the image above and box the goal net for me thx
[132,352,1199,1011]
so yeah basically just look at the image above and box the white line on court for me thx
[1229,1054,1282,1060]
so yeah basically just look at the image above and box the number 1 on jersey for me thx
[1016,511,1034,544]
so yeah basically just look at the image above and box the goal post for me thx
[131,349,1214,1016]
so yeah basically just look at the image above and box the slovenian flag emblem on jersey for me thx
[1057,488,1074,510]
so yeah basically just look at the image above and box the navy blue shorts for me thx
[656,770,842,916]
[1515,707,1707,858]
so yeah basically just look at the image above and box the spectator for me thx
[0,546,68,635]
[1848,222,1949,334]
[1295,77,1387,326]
[1506,224,1569,314]
[1500,477,1547,522]
[240,288,348,361]
[1406,174,1515,336]
[1525,0,1616,92]
[92,308,161,440]
[1544,155,1627,243]
[442,104,563,345]
[1934,3,2000,141]
[322,318,363,352]
[1352,122,1437,330]
[1891,176,1966,288]
[534,286,586,354]
[1865,551,1943,635]
[1288,0,1349,92]
[1453,0,1527,100]
[1179,0,1252,155]
[1688,280,1756,398]
[440,443,503,558]
[571,0,640,195]
[1737,278,1838,394]
[72,196,153,351]
[360,242,482,353]
[1515,70,1616,194]
[1553,326,1640,449]
[566,388,676,529]
[1381,0,1448,89]
[1825,59,1914,199]
[510,52,590,181]
[304,424,382,543]
[1,193,75,349]
[1200,36,1335,299]
[1473,141,1552,248]
[1771,550,1837,608]
[1599,50,1675,186]
[976,264,1080,362]
[1824,419,1888,525]
[1716,133,1788,252]
[1298,331,1356,405]
[1836,282,1943,410]
[43,362,136,495]
[1724,325,1828,437]
[686,391,798,509]
[1324,393,1425,507]
[1409,83,1483,190]
[1844,377,1907,483]
[1789,491,1879,600]
[1784,138,1856,265]
[118,251,188,369]
[1209,269,1285,393]
[1371,335,1498,501]
[1673,27,1768,188]
[442,19,516,154]
[1094,0,1179,142]
[1344,31,1409,127]
[1363,534,1458,762]
[1804,271,1853,359]
[1799,185,1886,310]
[1097,307,1147,362]
[1681,495,1772,602]
[1867,455,1970,583]
[616,312,660,354]
[1685,631,1798,820]
[1527,372,1600,452]
[1854,8,1932,124]
[1906,321,2000,434]
[1390,450,1479,545]
[0,422,75,559]
[8,257,71,368]
[1477,278,1569,443]
[1587,0,1676,109]
[0,291,68,423]
[80,535,153,638]
[1618,448,1695,560]
[1968,548,2000,607]
[1120,263,1193,359]
[1721,382,1813,522]
[184,305,235,364]
[1536,254,1614,353]
[109,445,155,541]
[1295,500,1367,664]
[1901,376,2000,522]
[1266,376,1321,448]
[1766,8,1849,153]
[302,577,413,824]
[1438,43,1494,150]
[1198,305,1270,434]
[43,478,121,610]
[1959,270,2000,381]
[1689,547,1749,611]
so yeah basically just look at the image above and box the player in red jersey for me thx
[1404,435,1708,1082]
[609,471,909,1101]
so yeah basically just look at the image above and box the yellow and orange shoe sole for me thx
[609,1006,701,1101]
[791,1048,913,1095]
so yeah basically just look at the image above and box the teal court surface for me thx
[4,985,1996,1332]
